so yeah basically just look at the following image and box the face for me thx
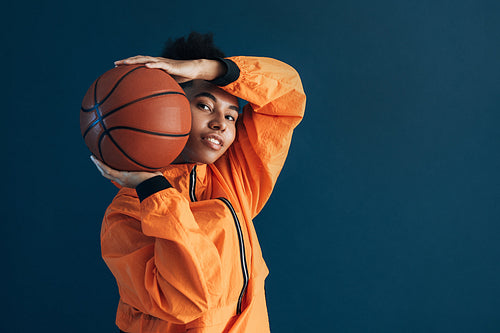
[173,80,240,165]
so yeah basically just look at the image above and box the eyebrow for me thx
[194,92,240,112]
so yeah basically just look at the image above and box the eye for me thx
[225,115,236,122]
[197,103,211,112]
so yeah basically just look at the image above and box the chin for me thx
[180,152,217,165]
[180,145,226,164]
[197,155,220,165]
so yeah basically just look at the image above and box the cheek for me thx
[188,112,205,135]
[226,127,237,146]
[188,106,198,127]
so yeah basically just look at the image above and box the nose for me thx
[208,113,226,131]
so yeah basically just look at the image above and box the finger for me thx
[114,55,144,64]
[144,61,172,71]
[115,56,160,66]
[144,62,189,81]
[90,155,103,170]
[90,155,108,176]
[91,156,119,180]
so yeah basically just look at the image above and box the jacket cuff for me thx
[136,175,172,202]
[209,58,240,86]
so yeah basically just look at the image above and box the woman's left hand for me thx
[90,155,162,188]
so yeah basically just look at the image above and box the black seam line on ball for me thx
[81,91,188,139]
[97,128,161,170]
[81,65,146,112]
[81,65,188,112]
[106,126,189,137]
[94,76,107,161]
[93,75,100,109]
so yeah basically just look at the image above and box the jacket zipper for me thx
[188,166,249,314]
[218,197,249,315]
[189,165,198,202]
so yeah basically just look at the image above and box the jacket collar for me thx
[161,163,208,200]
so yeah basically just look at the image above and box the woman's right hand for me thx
[114,56,225,83]
[90,155,162,189]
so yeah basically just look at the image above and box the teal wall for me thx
[3,0,500,331]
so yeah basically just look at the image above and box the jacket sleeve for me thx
[215,56,307,217]
[100,186,222,324]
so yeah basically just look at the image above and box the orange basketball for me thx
[80,64,191,171]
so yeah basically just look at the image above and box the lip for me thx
[201,133,224,151]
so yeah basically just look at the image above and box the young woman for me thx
[91,33,306,333]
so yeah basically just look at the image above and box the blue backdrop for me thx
[3,0,500,332]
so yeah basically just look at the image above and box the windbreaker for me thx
[100,56,306,332]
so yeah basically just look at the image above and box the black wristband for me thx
[209,58,240,87]
[135,175,172,202]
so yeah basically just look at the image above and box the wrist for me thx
[135,175,172,202]
[208,58,240,86]
[197,59,226,81]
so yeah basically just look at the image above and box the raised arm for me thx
[215,56,307,217]
[106,55,306,216]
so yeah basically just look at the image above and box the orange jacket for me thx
[101,56,306,332]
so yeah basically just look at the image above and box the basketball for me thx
[80,64,191,171]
